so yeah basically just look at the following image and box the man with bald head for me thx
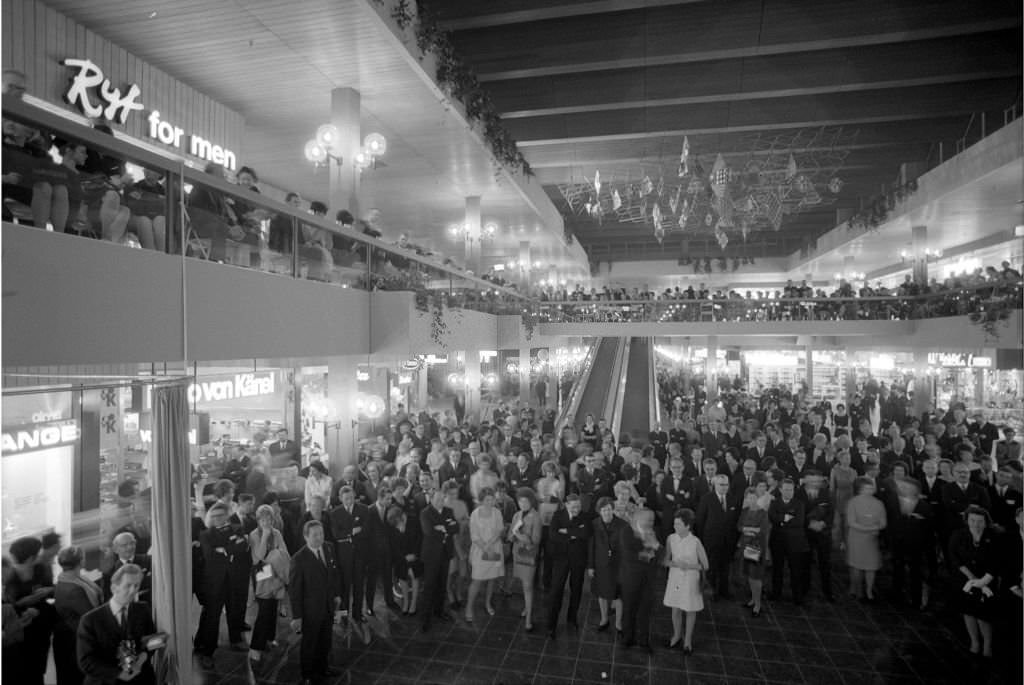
[102,532,152,602]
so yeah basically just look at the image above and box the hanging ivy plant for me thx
[521,306,537,341]
[430,295,450,348]
[375,0,534,179]
[968,301,1014,339]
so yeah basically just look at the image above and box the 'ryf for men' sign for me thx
[187,373,277,404]
[61,58,237,170]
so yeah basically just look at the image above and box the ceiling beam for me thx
[471,19,1021,81]
[436,0,709,31]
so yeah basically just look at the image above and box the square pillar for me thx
[329,88,361,220]
[326,354,361,473]
[464,196,481,274]
[911,225,929,285]
[705,336,719,402]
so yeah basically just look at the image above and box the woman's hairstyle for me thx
[742,486,759,502]
[596,496,614,512]
[613,480,632,497]
[515,487,538,509]
[963,504,991,526]
[674,508,696,528]
[853,476,875,494]
[308,460,328,476]
[386,505,406,528]
[236,165,258,181]
[478,486,495,502]
[256,504,276,519]
[57,545,83,570]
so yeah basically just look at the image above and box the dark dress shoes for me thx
[596,621,610,632]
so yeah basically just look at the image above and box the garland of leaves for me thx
[845,179,918,232]
[373,0,533,179]
[430,296,450,347]
[521,306,537,341]
[968,300,1015,339]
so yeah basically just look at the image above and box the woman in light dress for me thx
[663,508,708,653]
[465,487,504,622]
[830,449,858,543]
[509,487,542,631]
[846,476,887,601]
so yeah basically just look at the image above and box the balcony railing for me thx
[1,96,529,315]
[527,282,1022,325]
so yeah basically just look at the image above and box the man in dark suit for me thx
[768,479,809,605]
[693,457,719,507]
[436,449,474,505]
[648,422,669,468]
[546,495,592,638]
[419,488,459,632]
[746,433,770,466]
[659,457,696,538]
[940,463,992,539]
[329,485,370,635]
[268,428,300,468]
[696,474,738,600]
[193,503,249,668]
[101,532,152,602]
[289,520,343,684]
[798,470,834,601]
[990,465,1023,531]
[364,487,401,614]
[505,452,539,492]
[330,465,366,507]
[573,453,612,513]
[889,478,933,609]
[77,564,157,685]
[731,458,758,504]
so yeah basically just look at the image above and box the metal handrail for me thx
[1,96,531,302]
[606,338,630,439]
[554,339,598,432]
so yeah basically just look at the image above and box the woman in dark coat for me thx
[617,508,662,651]
[588,496,625,632]
[948,505,1000,657]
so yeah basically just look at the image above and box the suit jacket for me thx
[329,503,369,552]
[420,504,459,562]
[288,545,341,622]
[547,509,592,562]
[77,602,156,685]
[889,498,934,554]
[365,503,392,556]
[797,486,834,534]
[574,467,612,510]
[695,491,739,549]
[437,457,473,491]
[768,497,809,551]
[268,439,300,467]
[660,473,697,515]
[693,475,718,507]
[101,554,152,601]
[990,485,1023,529]
[505,462,539,492]
[588,516,625,571]
[940,481,992,531]
[746,446,769,466]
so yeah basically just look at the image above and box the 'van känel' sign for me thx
[187,373,276,404]
[61,58,237,170]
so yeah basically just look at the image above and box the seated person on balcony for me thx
[2,70,72,230]
[79,124,131,243]
[360,207,383,238]
[301,201,334,280]
[267,191,301,255]
[124,168,166,252]
[389,233,413,269]
[188,162,243,261]
[231,165,270,234]
[56,139,88,235]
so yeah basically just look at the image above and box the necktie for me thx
[317,549,325,566]
[720,495,726,511]
[119,606,128,634]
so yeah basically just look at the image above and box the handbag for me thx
[481,548,502,562]
[743,543,762,563]
[513,543,536,566]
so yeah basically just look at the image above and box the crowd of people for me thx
[186,385,1022,682]
[532,265,1023,323]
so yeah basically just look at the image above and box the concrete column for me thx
[844,349,857,404]
[519,343,532,406]
[464,196,481,274]
[463,350,482,424]
[329,88,361,219]
[705,336,719,402]
[415,368,428,413]
[326,354,360,473]
[911,225,929,285]
[842,256,855,282]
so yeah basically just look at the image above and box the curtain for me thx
[150,383,192,684]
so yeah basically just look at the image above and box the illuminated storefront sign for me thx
[927,352,992,368]
[62,58,237,170]
[187,372,276,404]
[1,420,79,455]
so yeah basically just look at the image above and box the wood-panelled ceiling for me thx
[431,0,1023,262]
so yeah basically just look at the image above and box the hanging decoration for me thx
[556,126,856,247]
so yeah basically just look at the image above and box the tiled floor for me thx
[193,565,1018,685]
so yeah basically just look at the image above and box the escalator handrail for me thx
[647,337,660,430]
[555,339,600,435]
[609,338,632,440]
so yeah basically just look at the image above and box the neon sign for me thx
[927,352,992,368]
[2,420,79,455]
[61,58,237,170]
[187,373,276,404]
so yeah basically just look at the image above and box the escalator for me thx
[570,337,621,427]
[618,337,653,444]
